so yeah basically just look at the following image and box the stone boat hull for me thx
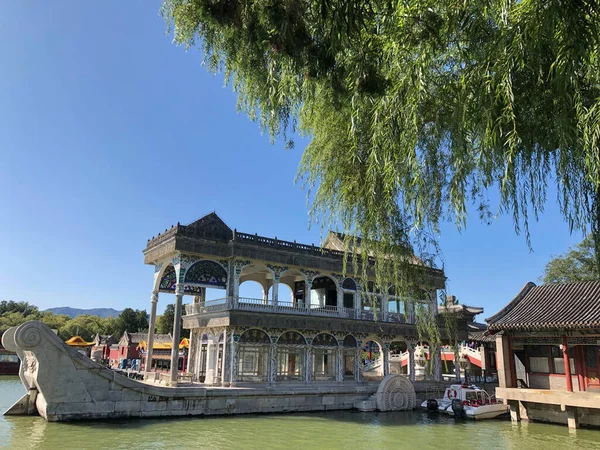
[2,321,387,421]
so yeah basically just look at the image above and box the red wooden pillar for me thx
[576,346,586,392]
[507,336,517,388]
[563,336,573,392]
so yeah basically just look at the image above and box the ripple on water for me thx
[1,378,600,450]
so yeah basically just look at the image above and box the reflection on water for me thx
[1,377,600,449]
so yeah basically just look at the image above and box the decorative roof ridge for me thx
[462,304,484,312]
[538,279,600,287]
[186,211,233,232]
[485,281,536,325]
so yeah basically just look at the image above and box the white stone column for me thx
[429,290,439,316]
[454,348,461,381]
[204,339,218,385]
[220,329,228,386]
[355,284,362,319]
[145,291,159,375]
[266,265,288,307]
[337,283,344,315]
[336,347,344,382]
[408,299,415,324]
[230,339,239,386]
[408,346,416,382]
[268,343,277,384]
[383,344,390,376]
[233,271,241,308]
[382,294,389,321]
[187,329,195,373]
[272,276,280,307]
[305,280,313,310]
[222,333,231,386]
[305,346,312,383]
[169,286,184,385]
[433,347,442,382]
[355,348,362,382]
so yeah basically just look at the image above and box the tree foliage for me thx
[0,300,39,317]
[157,304,175,335]
[156,304,190,338]
[0,301,146,341]
[163,0,600,288]
[116,308,149,336]
[541,235,599,284]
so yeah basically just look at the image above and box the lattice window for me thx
[585,346,598,369]
[159,266,177,291]
[313,348,336,381]
[342,335,357,348]
[344,352,356,379]
[276,348,305,381]
[312,333,338,347]
[184,261,227,288]
[239,329,271,344]
[342,278,357,290]
[277,331,306,346]
[238,345,268,382]
[529,357,550,373]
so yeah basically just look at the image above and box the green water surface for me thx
[1,377,599,450]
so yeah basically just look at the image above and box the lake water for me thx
[1,377,600,449]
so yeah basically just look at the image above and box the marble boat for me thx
[2,321,416,422]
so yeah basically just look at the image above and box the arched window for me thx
[276,331,306,381]
[310,277,337,308]
[196,334,209,382]
[159,265,177,292]
[238,329,270,382]
[361,340,384,379]
[184,260,227,288]
[312,333,338,381]
[343,335,357,348]
[342,335,358,380]
[277,331,307,346]
[342,278,357,309]
[342,278,357,290]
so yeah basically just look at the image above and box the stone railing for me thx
[233,232,347,259]
[185,297,410,324]
[460,345,483,362]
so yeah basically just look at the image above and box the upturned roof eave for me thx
[485,281,537,325]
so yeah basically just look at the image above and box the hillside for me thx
[44,307,122,319]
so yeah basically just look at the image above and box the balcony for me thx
[184,297,412,324]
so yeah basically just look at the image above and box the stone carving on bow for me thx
[331,273,345,285]
[376,374,417,411]
[300,269,320,284]
[266,265,288,280]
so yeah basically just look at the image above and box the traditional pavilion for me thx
[487,281,600,429]
[138,338,189,373]
[65,336,94,356]
[142,212,466,387]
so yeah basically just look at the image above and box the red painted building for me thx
[91,334,117,365]
[116,331,172,369]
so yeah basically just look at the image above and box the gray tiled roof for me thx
[126,332,172,344]
[486,281,600,331]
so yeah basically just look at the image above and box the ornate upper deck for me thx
[143,212,445,289]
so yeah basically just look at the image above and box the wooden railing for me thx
[184,297,410,323]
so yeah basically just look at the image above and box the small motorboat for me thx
[421,384,508,420]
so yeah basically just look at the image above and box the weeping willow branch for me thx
[163,0,600,288]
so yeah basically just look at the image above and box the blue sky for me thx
[0,2,584,319]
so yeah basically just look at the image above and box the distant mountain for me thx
[44,307,122,319]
